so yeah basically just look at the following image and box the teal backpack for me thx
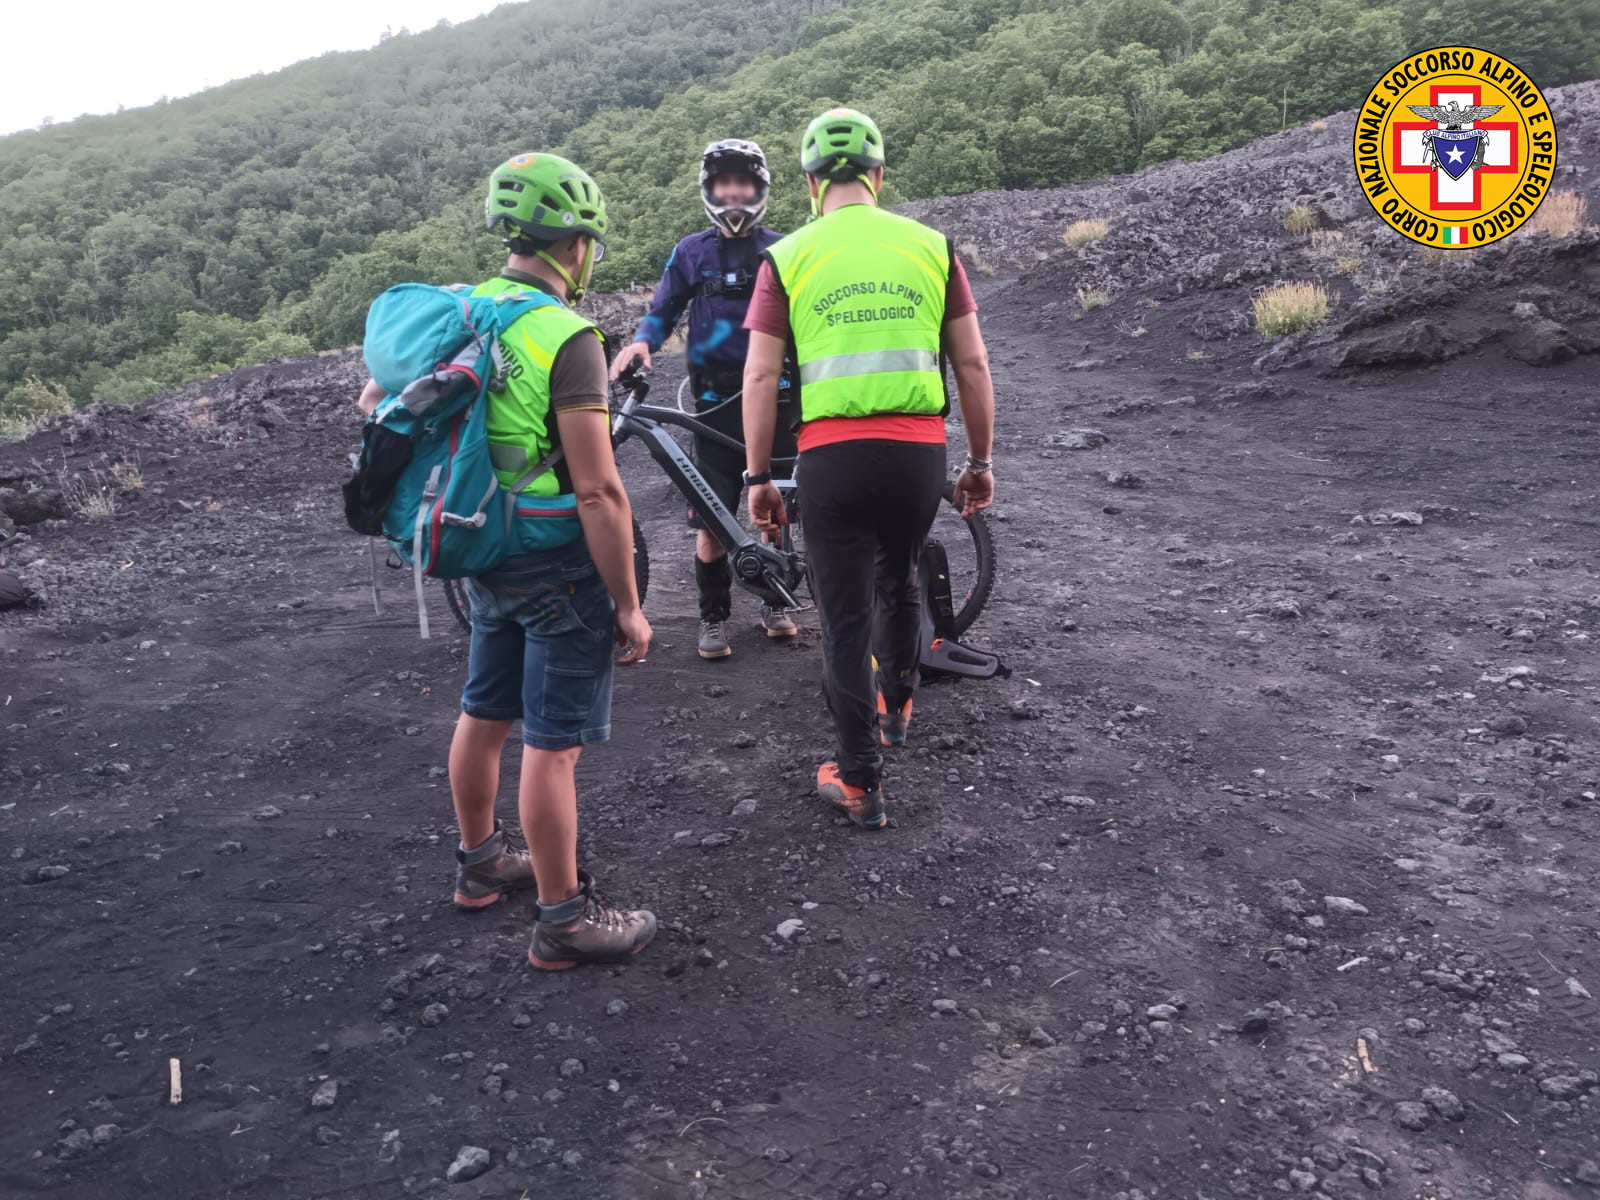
[342,282,576,637]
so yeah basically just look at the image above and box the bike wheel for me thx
[443,516,650,634]
[934,482,994,637]
[782,483,993,632]
[444,575,471,634]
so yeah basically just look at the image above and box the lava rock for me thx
[1504,315,1586,366]
[1421,1087,1463,1121]
[1393,1102,1433,1131]
[1324,318,1467,370]
[1048,428,1110,450]
[1323,896,1369,916]
[0,487,67,527]
[446,1144,492,1183]
[420,1003,449,1027]
[1540,1075,1587,1101]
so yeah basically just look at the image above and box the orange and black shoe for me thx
[877,690,913,747]
[817,761,888,829]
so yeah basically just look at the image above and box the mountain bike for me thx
[443,370,998,672]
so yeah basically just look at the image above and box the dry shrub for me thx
[1282,205,1319,235]
[113,458,145,491]
[1523,190,1588,239]
[957,240,997,278]
[1075,284,1111,313]
[1309,229,1346,256]
[1420,245,1447,268]
[1062,218,1110,248]
[1335,256,1362,276]
[1253,281,1329,337]
[59,465,118,519]
[1310,119,1328,133]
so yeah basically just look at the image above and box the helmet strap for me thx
[810,172,878,217]
[810,178,830,218]
[535,248,584,303]
[577,238,597,297]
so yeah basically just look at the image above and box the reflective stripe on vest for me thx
[764,205,949,424]
[470,277,600,497]
[799,347,940,386]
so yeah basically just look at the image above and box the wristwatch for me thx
[742,469,773,486]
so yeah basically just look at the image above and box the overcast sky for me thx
[2,1,508,136]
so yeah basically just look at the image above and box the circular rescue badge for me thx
[1353,47,1557,248]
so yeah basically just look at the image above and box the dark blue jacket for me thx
[632,227,784,373]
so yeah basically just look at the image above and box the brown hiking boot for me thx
[453,823,537,910]
[817,761,888,829]
[528,875,657,970]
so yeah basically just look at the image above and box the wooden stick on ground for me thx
[1356,1038,1376,1074]
[169,1057,182,1105]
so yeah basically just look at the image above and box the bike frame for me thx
[610,381,804,610]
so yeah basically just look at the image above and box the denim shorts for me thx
[460,540,615,750]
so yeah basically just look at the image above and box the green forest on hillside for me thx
[2,0,1596,422]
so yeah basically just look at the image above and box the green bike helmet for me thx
[485,152,608,247]
[801,107,885,178]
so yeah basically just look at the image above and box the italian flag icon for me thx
[1441,226,1470,245]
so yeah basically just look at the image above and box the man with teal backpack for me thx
[355,153,658,969]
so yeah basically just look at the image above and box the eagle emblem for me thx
[1406,99,1504,181]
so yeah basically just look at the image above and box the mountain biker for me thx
[607,139,799,661]
[359,153,657,968]
[740,108,996,830]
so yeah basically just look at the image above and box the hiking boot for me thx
[453,823,537,910]
[698,619,732,659]
[760,605,799,639]
[878,690,913,747]
[528,874,657,970]
[817,761,888,829]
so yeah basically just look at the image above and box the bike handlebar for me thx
[611,368,796,466]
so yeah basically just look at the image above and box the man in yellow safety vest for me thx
[739,108,997,830]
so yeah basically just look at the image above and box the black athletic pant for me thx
[798,439,947,790]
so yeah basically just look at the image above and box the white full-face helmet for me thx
[700,138,770,236]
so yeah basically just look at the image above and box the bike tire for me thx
[941,482,994,637]
[443,516,650,634]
